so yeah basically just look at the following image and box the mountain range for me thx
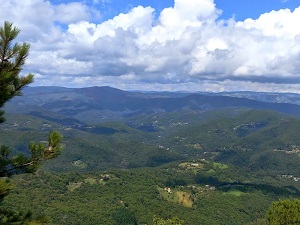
[3,86,300,224]
[4,86,300,125]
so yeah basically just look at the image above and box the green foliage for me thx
[3,109,300,176]
[0,208,32,225]
[0,167,284,225]
[153,216,184,225]
[0,130,63,224]
[247,218,267,225]
[0,131,63,176]
[0,208,51,225]
[0,31,63,174]
[0,178,12,198]
[165,178,187,188]
[159,110,300,175]
[31,130,63,161]
[112,207,138,225]
[3,108,300,223]
[0,21,64,225]
[266,199,300,225]
[0,21,33,122]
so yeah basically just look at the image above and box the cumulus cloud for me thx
[1,0,300,92]
[54,2,91,24]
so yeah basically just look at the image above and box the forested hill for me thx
[4,86,300,124]
[3,87,300,224]
[3,109,300,224]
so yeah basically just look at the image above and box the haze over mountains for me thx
[4,86,300,125]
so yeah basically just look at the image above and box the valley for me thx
[2,86,300,224]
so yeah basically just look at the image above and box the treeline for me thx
[2,166,293,225]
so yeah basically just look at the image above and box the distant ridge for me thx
[5,86,300,124]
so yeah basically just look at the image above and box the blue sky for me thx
[51,0,300,21]
[215,0,300,20]
[1,0,300,92]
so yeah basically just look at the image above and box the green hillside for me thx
[0,113,184,172]
[2,109,300,175]
[2,109,300,224]
[3,165,295,225]
[162,110,300,175]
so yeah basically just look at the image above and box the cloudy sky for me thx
[2,0,300,93]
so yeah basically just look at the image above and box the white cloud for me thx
[92,0,111,5]
[236,7,300,38]
[1,0,300,92]
[27,51,93,75]
[54,2,91,24]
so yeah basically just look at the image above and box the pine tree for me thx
[0,21,63,224]
[0,20,63,178]
[0,21,34,123]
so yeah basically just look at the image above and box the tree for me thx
[112,207,138,225]
[153,216,184,225]
[0,21,63,224]
[0,131,63,178]
[0,19,63,182]
[266,199,300,225]
[0,21,34,123]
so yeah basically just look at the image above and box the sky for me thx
[1,0,300,93]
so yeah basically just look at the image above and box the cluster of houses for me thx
[182,159,207,169]
[158,145,170,150]
[274,145,300,154]
[189,185,216,191]
[204,185,216,191]
[170,122,189,127]
[279,174,300,182]
[164,187,172,194]
[284,146,300,154]
[163,183,216,195]
[99,174,110,182]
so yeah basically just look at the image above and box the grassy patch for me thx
[207,169,216,174]
[67,182,83,192]
[213,162,229,170]
[177,191,193,207]
[222,190,247,197]
[178,162,189,168]
[158,187,193,207]
[184,143,203,149]
[158,187,178,204]
[84,177,97,185]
